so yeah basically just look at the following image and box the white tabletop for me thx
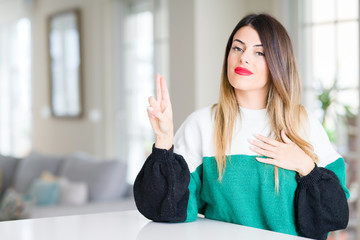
[0,210,312,240]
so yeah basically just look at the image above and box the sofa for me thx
[0,151,136,220]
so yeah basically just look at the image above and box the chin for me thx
[229,78,250,90]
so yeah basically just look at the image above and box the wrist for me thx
[297,158,315,177]
[155,135,173,150]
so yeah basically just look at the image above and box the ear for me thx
[281,129,292,144]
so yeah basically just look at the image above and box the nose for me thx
[239,49,250,64]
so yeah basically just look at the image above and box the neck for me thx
[235,89,268,109]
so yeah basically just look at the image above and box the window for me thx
[0,18,32,157]
[301,0,358,238]
[115,0,169,183]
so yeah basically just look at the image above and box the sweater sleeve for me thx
[133,144,191,222]
[294,110,350,239]
[133,108,210,222]
[294,163,349,240]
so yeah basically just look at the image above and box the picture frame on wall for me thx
[47,9,83,118]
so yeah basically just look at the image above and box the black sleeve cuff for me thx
[152,144,174,162]
[134,143,190,222]
[295,163,321,188]
[294,163,349,239]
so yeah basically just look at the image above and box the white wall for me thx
[30,0,115,157]
[0,0,31,24]
[193,0,301,110]
[169,0,284,130]
[175,0,294,122]
[168,0,196,130]
[0,0,295,156]
[194,0,245,109]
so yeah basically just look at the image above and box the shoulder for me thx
[303,107,342,167]
[304,108,322,129]
[176,105,215,136]
[182,105,215,126]
[304,107,328,143]
[176,104,215,136]
[174,105,215,172]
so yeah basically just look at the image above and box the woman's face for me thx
[227,26,270,95]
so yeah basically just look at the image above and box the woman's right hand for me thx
[147,74,174,150]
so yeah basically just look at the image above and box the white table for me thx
[0,210,312,240]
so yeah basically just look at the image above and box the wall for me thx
[30,0,115,157]
[169,0,281,129]
[168,0,196,130]
[194,0,245,110]
[0,0,31,24]
[193,0,299,111]
[0,0,295,156]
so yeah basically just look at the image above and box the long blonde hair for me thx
[212,14,318,191]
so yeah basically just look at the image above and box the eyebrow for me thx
[233,39,263,47]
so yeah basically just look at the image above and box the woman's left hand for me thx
[249,130,315,176]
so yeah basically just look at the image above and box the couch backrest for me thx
[12,151,64,194]
[1,151,128,203]
[59,153,128,202]
[0,155,20,197]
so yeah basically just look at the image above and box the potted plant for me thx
[316,78,338,142]
[343,105,357,152]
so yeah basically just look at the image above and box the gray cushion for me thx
[0,155,20,196]
[59,153,128,202]
[13,151,64,194]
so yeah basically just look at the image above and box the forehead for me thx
[232,26,262,45]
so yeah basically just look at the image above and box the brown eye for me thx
[232,47,243,52]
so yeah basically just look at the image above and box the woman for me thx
[133,13,349,240]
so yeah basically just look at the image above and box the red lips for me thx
[235,67,253,76]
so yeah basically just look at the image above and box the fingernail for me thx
[147,106,154,112]
[150,114,156,119]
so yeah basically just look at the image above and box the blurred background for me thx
[0,0,358,239]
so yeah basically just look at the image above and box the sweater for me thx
[134,106,350,240]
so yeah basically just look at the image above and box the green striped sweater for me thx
[134,106,350,239]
